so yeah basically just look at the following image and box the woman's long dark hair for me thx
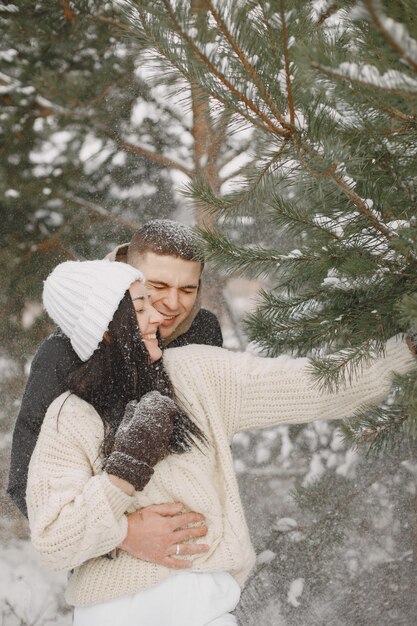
[68,291,206,456]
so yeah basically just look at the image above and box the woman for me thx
[27,260,416,626]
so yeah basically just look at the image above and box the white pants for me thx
[73,571,241,626]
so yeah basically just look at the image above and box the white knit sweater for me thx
[27,339,415,606]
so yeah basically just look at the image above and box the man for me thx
[124,220,222,348]
[8,219,222,569]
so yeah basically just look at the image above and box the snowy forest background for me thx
[1,0,417,624]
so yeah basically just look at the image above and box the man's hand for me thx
[119,502,209,569]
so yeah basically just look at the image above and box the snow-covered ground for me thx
[0,539,71,626]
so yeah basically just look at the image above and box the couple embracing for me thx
[8,220,416,625]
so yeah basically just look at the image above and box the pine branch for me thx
[204,0,291,130]
[267,195,343,242]
[58,194,141,230]
[315,2,341,25]
[217,134,255,173]
[308,340,385,393]
[341,372,417,455]
[184,176,233,215]
[113,136,194,177]
[198,229,284,277]
[329,171,391,235]
[187,141,290,217]
[128,2,281,137]
[279,0,296,125]
[79,84,112,109]
[23,237,78,261]
[311,61,417,99]
[90,14,138,34]
[230,140,290,206]
[33,98,67,118]
[154,95,194,133]
[160,0,292,139]
[260,2,282,67]
[293,138,401,243]
[2,70,116,120]
[220,140,291,214]
[1,67,109,119]
[34,94,90,119]
[366,99,415,124]
[61,0,76,24]
[364,0,417,72]
[341,406,411,456]
[219,157,258,184]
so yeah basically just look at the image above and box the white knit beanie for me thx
[43,260,145,361]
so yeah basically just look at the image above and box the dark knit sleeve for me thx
[7,330,81,517]
[169,309,223,348]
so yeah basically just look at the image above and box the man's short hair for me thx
[127,219,204,267]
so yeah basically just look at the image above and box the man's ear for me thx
[103,331,111,344]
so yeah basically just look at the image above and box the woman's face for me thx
[129,280,164,363]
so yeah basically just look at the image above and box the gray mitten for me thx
[103,391,176,491]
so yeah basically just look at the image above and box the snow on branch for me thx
[364,0,417,72]
[335,63,417,93]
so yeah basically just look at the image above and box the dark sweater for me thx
[8,308,222,517]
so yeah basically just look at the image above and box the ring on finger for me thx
[175,543,180,556]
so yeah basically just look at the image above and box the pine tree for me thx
[119,0,417,456]
[0,0,183,369]
[117,1,417,621]
[0,0,258,373]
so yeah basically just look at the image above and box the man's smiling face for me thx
[135,251,202,340]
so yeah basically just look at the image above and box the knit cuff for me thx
[103,451,154,492]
